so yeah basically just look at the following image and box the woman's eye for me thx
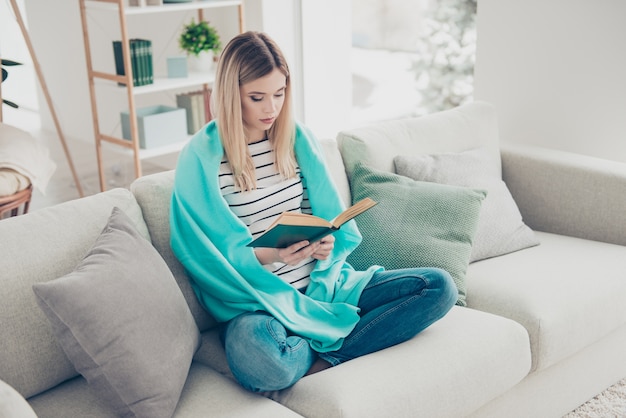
[274,93,284,98]
[251,96,263,102]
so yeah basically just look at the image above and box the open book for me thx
[247,198,378,248]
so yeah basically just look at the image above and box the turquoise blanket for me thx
[170,121,380,352]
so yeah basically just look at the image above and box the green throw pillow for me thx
[347,163,486,306]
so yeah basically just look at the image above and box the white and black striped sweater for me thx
[219,138,314,290]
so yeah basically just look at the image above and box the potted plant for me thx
[178,19,221,72]
[1,59,23,109]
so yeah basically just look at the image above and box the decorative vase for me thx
[188,52,214,73]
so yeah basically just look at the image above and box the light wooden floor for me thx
[4,108,177,213]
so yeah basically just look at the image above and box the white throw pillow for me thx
[394,147,539,262]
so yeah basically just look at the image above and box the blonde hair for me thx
[213,31,296,191]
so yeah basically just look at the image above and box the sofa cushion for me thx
[192,330,232,379]
[338,101,500,176]
[174,363,302,417]
[131,170,217,332]
[272,307,530,418]
[394,147,539,261]
[0,379,37,418]
[32,207,200,418]
[0,188,146,398]
[347,163,485,306]
[501,144,626,247]
[466,231,626,372]
[28,363,302,418]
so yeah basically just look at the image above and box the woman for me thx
[170,31,456,393]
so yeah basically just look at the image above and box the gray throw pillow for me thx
[347,163,486,306]
[32,207,200,418]
[394,147,539,262]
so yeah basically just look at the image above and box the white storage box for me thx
[121,105,187,149]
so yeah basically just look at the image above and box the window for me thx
[351,0,477,124]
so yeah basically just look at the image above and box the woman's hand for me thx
[254,240,315,266]
[254,235,335,265]
[311,235,335,260]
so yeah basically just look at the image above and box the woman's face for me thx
[240,68,286,141]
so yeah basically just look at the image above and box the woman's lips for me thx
[260,117,275,124]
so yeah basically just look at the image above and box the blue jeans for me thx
[223,267,457,392]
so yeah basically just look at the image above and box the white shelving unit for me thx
[79,0,244,191]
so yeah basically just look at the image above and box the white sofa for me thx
[1,101,625,417]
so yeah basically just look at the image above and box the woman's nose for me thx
[265,98,277,114]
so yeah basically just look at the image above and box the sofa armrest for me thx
[0,379,37,418]
[501,144,626,246]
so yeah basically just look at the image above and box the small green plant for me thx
[178,20,221,57]
[1,58,23,109]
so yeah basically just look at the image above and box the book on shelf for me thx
[247,197,378,248]
[192,93,203,132]
[112,39,153,87]
[176,92,199,134]
[176,89,212,134]
[130,40,140,86]
[144,40,153,84]
[135,39,153,86]
[112,41,124,84]
[136,39,153,85]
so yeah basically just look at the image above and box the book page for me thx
[331,198,378,228]
[268,211,331,228]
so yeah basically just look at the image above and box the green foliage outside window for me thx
[413,0,477,115]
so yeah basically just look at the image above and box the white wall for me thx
[474,0,626,163]
[23,0,90,138]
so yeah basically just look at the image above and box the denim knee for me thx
[405,267,457,315]
[429,267,458,311]
[224,312,314,392]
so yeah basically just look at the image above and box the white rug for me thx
[563,378,626,417]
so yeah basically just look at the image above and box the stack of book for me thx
[176,89,212,134]
[112,39,153,87]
